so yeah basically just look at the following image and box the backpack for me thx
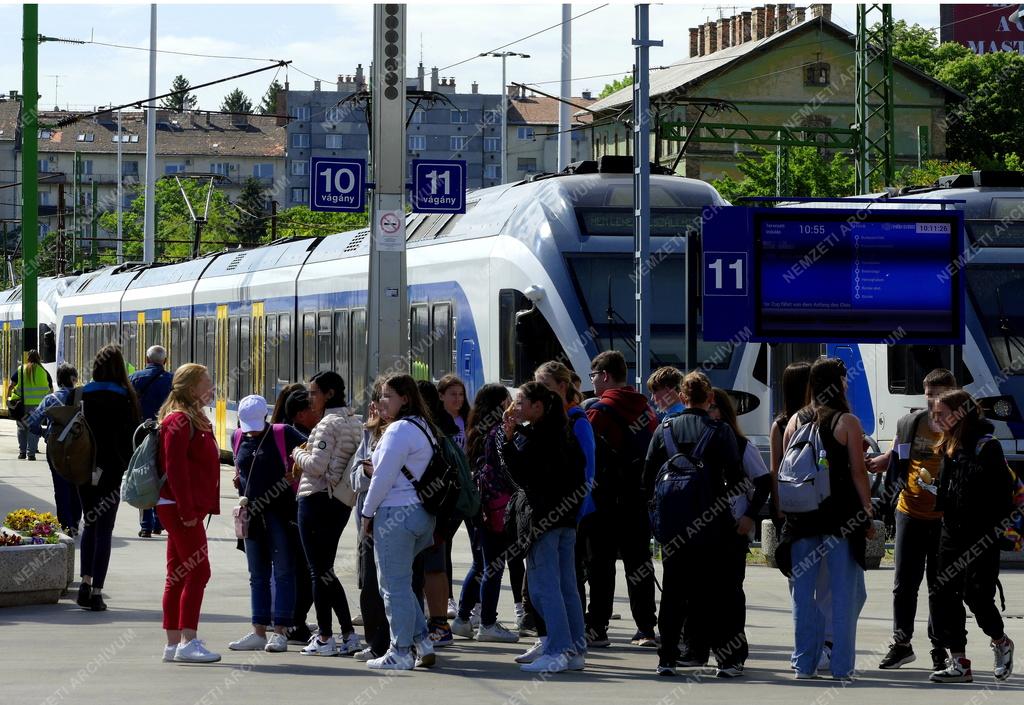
[974,434,1024,552]
[44,387,96,487]
[121,419,165,509]
[648,419,719,545]
[776,415,835,514]
[232,424,297,493]
[588,401,655,502]
[401,417,480,519]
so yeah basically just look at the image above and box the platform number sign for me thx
[310,157,366,213]
[703,252,748,297]
[410,159,466,214]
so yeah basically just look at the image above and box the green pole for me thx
[21,4,38,354]
[74,150,81,270]
[90,180,98,268]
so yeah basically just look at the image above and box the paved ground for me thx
[2,421,1023,705]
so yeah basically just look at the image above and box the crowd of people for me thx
[9,344,1018,681]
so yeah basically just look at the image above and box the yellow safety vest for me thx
[125,361,137,375]
[11,364,50,406]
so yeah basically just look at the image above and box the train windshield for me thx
[966,264,1024,373]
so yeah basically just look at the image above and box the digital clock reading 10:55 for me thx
[798,224,826,235]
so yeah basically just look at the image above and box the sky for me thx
[0,1,941,112]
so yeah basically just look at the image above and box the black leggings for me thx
[297,492,354,639]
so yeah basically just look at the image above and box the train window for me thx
[265,315,278,399]
[498,291,517,385]
[431,303,452,380]
[63,325,73,365]
[317,311,333,372]
[888,345,952,395]
[350,309,367,407]
[410,304,430,379]
[302,312,317,382]
[239,316,250,401]
[498,289,568,387]
[39,324,56,363]
[227,316,239,403]
[334,310,350,389]
[193,318,205,368]
[278,314,292,386]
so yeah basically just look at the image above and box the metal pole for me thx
[73,150,80,269]
[1,220,7,288]
[558,4,572,171]
[57,182,64,275]
[116,108,123,263]
[632,3,662,389]
[367,3,408,396]
[90,180,98,268]
[142,3,157,264]
[501,54,507,183]
[270,200,277,241]
[22,4,39,353]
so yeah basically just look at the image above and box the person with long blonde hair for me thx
[156,363,222,664]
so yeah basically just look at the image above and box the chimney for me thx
[275,90,287,126]
[795,7,806,24]
[810,3,832,21]
[776,4,790,32]
[355,63,365,89]
[581,89,592,100]
[471,81,478,94]
[417,62,425,91]
[716,18,730,49]
[765,5,776,36]
[732,16,741,46]
[313,80,321,91]
[697,24,706,56]
[337,74,344,92]
[740,11,753,43]
[753,7,766,39]
[206,111,212,126]
[689,27,700,58]
[704,21,718,55]
[448,77,456,92]
[430,67,439,92]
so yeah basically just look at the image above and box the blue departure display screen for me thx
[754,212,962,342]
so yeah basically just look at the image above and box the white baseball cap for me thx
[238,394,270,433]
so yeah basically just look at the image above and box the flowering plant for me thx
[2,509,64,545]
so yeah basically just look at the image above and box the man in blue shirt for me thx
[647,366,686,420]
[129,345,174,537]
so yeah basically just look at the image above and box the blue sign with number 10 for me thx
[411,159,466,214]
[310,157,366,213]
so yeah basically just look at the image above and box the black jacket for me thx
[82,381,140,490]
[881,409,930,509]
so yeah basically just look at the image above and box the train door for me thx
[74,316,84,374]
[830,344,873,435]
[136,312,146,370]
[215,304,229,449]
[161,309,171,362]
[252,302,265,400]
[767,343,822,418]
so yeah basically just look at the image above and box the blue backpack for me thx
[648,419,718,547]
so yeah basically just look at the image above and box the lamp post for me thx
[480,51,529,183]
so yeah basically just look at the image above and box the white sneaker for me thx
[470,603,482,628]
[521,653,568,673]
[447,598,457,619]
[451,617,475,639]
[300,635,338,656]
[567,652,585,671]
[353,647,378,662]
[162,644,177,662]
[229,631,268,651]
[174,639,221,663]
[476,622,519,643]
[514,602,526,621]
[818,643,832,672]
[339,633,364,655]
[367,648,415,670]
[993,638,1014,681]
[515,638,547,664]
[414,634,436,668]
[264,633,288,653]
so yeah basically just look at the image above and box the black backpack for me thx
[648,418,720,546]
[400,418,461,518]
[589,401,655,502]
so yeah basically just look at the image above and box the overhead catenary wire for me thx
[41,34,284,63]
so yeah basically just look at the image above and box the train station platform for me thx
[1,420,1022,704]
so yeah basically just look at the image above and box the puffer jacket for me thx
[292,406,362,505]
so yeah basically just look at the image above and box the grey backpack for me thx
[777,417,834,513]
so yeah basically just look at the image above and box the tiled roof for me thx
[34,110,286,157]
[508,95,596,126]
[0,100,19,142]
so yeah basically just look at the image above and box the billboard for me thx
[940,4,1024,54]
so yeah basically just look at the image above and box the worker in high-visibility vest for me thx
[8,349,54,461]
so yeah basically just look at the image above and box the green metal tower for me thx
[21,5,38,353]
[855,3,896,192]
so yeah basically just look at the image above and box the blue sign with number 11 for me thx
[411,159,466,214]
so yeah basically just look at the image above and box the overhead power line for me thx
[41,34,283,63]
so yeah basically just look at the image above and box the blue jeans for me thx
[140,508,164,533]
[526,527,585,656]
[458,526,508,626]
[373,504,436,650]
[789,536,866,677]
[244,511,296,628]
[17,411,40,455]
[49,460,81,533]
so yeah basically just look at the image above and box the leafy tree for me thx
[275,205,369,239]
[160,75,198,112]
[885,20,940,75]
[97,178,239,261]
[220,88,253,115]
[895,159,976,188]
[598,74,633,99]
[259,80,284,115]
[234,178,268,247]
[711,146,855,201]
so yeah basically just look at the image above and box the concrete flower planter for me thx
[0,541,70,607]
[760,519,887,570]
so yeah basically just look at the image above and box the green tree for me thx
[598,74,633,99]
[885,20,940,75]
[97,178,239,261]
[160,74,198,112]
[259,80,284,115]
[275,205,369,239]
[220,88,253,115]
[711,146,855,201]
[234,178,268,247]
[895,159,976,187]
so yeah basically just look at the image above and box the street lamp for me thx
[480,51,530,184]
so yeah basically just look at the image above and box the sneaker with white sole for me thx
[567,652,585,671]
[717,665,744,678]
[338,633,364,655]
[300,635,338,656]
[521,653,568,673]
[413,635,436,668]
[447,598,457,619]
[264,634,288,653]
[657,663,677,677]
[174,639,221,663]
[229,632,268,651]
[930,656,973,683]
[353,647,378,662]
[515,638,547,664]
[367,649,415,670]
[794,671,817,680]
[993,638,1014,681]
[818,643,832,672]
[476,622,519,643]
[451,616,475,639]
[162,644,178,663]
[469,603,482,628]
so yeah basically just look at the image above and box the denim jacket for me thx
[27,386,74,438]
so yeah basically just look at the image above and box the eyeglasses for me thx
[588,371,601,379]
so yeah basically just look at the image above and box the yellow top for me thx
[897,422,943,520]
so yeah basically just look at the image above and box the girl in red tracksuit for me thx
[156,363,221,664]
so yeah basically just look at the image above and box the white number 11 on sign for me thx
[708,257,743,290]
[425,170,451,196]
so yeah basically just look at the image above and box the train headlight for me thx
[979,395,1020,422]
[993,399,1013,419]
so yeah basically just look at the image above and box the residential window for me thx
[291,106,310,121]
[37,159,49,173]
[122,160,140,178]
[80,160,93,176]
[408,135,426,151]
[450,109,468,124]
[484,164,500,179]
[76,132,94,142]
[517,127,534,140]
[253,163,273,179]
[130,134,140,143]
[291,160,308,176]
[39,223,49,236]
[38,191,50,206]
[38,129,52,140]
[292,133,310,149]
[164,164,186,174]
[804,62,830,87]
[483,109,501,126]
[450,136,467,151]
[291,187,309,203]
[410,110,424,124]
[484,137,500,152]
[325,134,344,149]
[325,106,344,122]
[210,162,230,176]
[517,157,537,173]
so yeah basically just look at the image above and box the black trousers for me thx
[933,528,1004,653]
[357,529,390,655]
[289,520,313,630]
[892,510,943,647]
[678,533,749,667]
[581,508,657,634]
